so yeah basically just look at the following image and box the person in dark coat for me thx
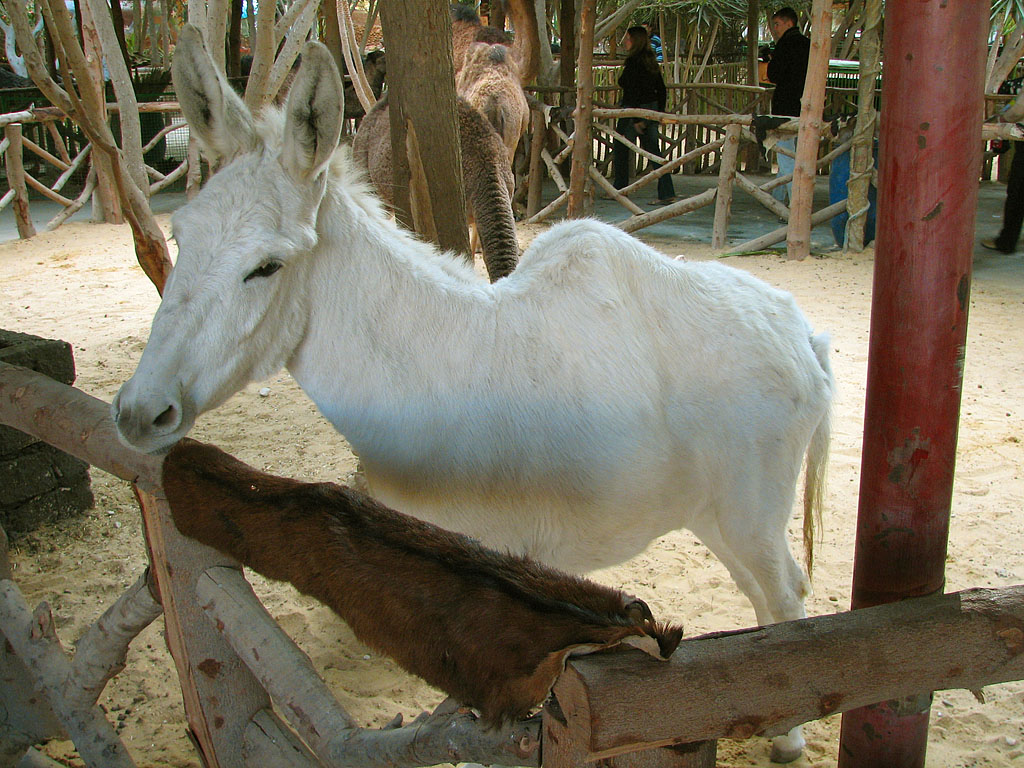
[983,77,1024,254]
[764,7,809,203]
[612,26,676,204]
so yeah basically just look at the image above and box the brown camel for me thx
[352,93,519,282]
[456,42,530,165]
[450,1,539,86]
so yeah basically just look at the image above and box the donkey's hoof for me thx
[770,732,805,763]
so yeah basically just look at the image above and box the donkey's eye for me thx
[244,260,283,282]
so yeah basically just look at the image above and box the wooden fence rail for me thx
[0,102,188,237]
[3,362,1024,767]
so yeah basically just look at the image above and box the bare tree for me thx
[8,0,172,292]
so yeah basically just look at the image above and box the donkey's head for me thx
[112,27,344,453]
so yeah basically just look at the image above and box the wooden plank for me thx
[726,199,847,253]
[551,586,1024,760]
[526,107,546,217]
[24,173,74,207]
[0,582,137,767]
[734,171,791,219]
[618,187,716,233]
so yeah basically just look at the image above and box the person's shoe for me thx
[981,238,1013,253]
[648,196,678,206]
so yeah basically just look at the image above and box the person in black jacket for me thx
[612,26,676,204]
[764,7,809,203]
[983,77,1024,253]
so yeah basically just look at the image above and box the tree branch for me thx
[0,581,137,768]
[64,569,163,710]
[197,566,541,768]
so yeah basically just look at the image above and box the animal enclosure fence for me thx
[3,360,1024,767]
[0,101,190,237]
[522,88,1020,247]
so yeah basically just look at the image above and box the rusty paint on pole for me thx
[838,3,988,767]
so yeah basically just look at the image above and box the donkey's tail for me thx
[803,332,835,581]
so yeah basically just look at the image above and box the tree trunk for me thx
[491,0,506,31]
[379,0,469,255]
[534,0,557,86]
[566,0,594,218]
[207,0,230,72]
[9,0,172,291]
[228,0,243,77]
[243,0,276,109]
[843,0,881,252]
[558,0,575,108]
[79,0,124,222]
[86,0,149,195]
[321,0,344,77]
[105,0,129,69]
[785,0,831,260]
[744,0,761,171]
[4,124,36,238]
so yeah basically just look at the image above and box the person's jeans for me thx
[995,140,1024,252]
[612,107,676,201]
[773,138,796,204]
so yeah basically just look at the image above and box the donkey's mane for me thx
[314,134,485,287]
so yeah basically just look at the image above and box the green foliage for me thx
[624,0,811,29]
[993,0,1024,26]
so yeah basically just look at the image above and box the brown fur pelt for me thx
[162,439,683,725]
[352,93,519,282]
[457,43,530,165]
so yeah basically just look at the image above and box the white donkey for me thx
[114,29,834,762]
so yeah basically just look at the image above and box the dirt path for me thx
[2,217,1023,767]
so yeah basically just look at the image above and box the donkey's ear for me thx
[280,41,344,183]
[172,25,258,164]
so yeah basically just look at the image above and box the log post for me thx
[542,696,716,768]
[136,489,271,768]
[567,0,596,218]
[843,0,881,252]
[711,123,740,248]
[837,4,989,766]
[526,107,546,217]
[4,124,36,238]
[785,0,831,260]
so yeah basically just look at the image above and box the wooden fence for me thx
[0,76,1014,247]
[2,361,1024,767]
[0,101,190,237]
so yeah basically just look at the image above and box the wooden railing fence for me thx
[0,101,189,237]
[3,362,1024,767]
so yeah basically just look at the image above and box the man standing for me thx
[765,7,809,203]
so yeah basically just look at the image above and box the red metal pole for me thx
[837,3,988,767]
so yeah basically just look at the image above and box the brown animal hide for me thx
[163,439,683,725]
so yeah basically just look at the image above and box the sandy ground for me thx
[2,211,1024,768]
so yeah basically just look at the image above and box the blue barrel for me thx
[829,149,877,246]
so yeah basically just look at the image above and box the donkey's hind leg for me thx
[689,486,810,763]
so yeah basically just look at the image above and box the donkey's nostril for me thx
[154,404,179,429]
